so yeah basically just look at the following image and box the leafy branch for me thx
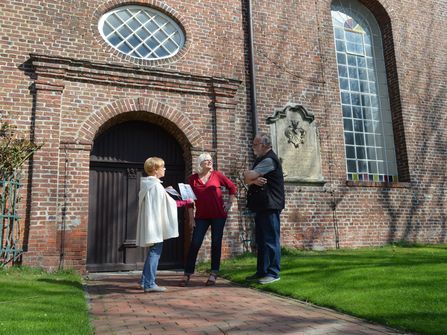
[0,112,42,180]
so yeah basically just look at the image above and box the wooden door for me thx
[87,121,185,272]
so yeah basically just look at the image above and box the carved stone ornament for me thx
[267,103,324,184]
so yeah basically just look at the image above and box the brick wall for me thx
[0,0,445,272]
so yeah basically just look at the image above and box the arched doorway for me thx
[87,120,185,272]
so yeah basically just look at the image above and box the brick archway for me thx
[76,97,204,149]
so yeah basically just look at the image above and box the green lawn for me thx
[212,244,447,335]
[0,267,93,335]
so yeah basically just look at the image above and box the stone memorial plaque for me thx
[267,103,324,183]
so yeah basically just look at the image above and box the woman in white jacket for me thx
[136,157,192,292]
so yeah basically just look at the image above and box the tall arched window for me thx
[331,0,398,182]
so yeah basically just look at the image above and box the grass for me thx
[210,244,447,335]
[0,266,93,335]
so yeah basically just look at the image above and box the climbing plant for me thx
[0,111,41,265]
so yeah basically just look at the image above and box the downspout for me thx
[247,0,258,135]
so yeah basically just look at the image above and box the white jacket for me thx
[136,176,179,247]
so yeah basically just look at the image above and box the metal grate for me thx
[1,178,23,266]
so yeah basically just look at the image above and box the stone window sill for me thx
[346,181,411,188]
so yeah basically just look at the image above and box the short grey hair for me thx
[197,152,212,173]
[256,132,272,147]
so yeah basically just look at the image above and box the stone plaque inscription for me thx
[267,103,324,183]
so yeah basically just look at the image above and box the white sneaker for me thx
[144,285,167,293]
[258,276,280,284]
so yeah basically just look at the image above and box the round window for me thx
[98,5,185,60]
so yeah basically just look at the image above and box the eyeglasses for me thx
[252,142,262,147]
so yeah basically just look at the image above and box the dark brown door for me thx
[87,121,185,272]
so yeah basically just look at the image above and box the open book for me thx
[178,183,197,200]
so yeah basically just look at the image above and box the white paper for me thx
[165,186,181,198]
[178,183,197,200]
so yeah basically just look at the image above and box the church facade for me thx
[1,0,445,272]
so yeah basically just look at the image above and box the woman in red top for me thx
[180,153,237,286]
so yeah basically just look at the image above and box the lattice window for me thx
[99,5,185,60]
[332,0,398,182]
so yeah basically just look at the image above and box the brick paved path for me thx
[85,271,410,335]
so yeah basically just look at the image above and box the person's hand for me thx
[186,198,194,204]
[253,176,267,186]
[224,202,232,212]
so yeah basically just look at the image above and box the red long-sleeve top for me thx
[188,171,237,219]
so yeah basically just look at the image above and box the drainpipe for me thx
[247,0,258,135]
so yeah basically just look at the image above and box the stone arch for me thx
[76,97,203,150]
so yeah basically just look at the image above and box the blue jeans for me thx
[184,218,226,275]
[255,210,281,278]
[140,242,163,289]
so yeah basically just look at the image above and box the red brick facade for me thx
[1,0,445,272]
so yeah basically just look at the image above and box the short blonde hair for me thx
[144,157,165,175]
[197,153,212,173]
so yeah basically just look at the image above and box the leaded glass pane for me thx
[127,18,141,30]
[336,40,345,51]
[359,80,368,92]
[368,161,377,173]
[354,133,364,146]
[357,57,366,68]
[358,68,367,80]
[347,55,357,66]
[341,92,350,104]
[118,43,132,53]
[351,93,361,106]
[345,132,354,145]
[342,105,352,117]
[350,79,360,91]
[337,53,347,64]
[335,28,344,39]
[352,106,362,119]
[356,147,366,159]
[108,15,121,29]
[363,108,372,120]
[128,35,141,48]
[347,160,357,172]
[344,118,353,131]
[338,65,348,77]
[367,147,376,160]
[117,10,132,22]
[358,160,367,172]
[364,120,373,132]
[340,78,349,90]
[346,146,356,158]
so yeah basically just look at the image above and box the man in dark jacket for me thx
[244,132,285,284]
